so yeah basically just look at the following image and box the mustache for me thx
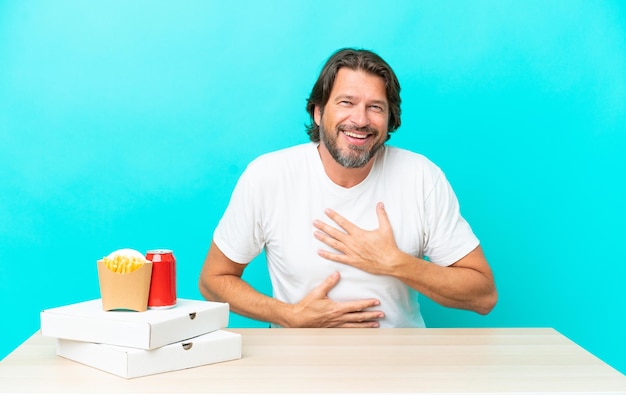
[337,124,378,135]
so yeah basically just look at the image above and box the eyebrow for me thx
[334,94,356,101]
[334,95,388,108]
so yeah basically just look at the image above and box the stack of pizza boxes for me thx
[39,251,241,379]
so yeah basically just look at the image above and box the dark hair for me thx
[305,48,402,142]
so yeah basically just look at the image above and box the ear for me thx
[314,105,321,126]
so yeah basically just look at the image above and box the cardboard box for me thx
[56,330,242,379]
[97,259,153,312]
[41,299,229,350]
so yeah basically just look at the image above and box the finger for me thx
[376,201,392,232]
[313,229,345,252]
[343,310,385,323]
[337,299,382,314]
[324,208,359,234]
[313,219,348,243]
[310,271,341,298]
[337,321,380,328]
[334,309,385,328]
[317,247,351,264]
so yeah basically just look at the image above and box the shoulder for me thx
[380,146,443,176]
[251,143,314,166]
[241,143,315,182]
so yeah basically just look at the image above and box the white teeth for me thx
[344,131,368,139]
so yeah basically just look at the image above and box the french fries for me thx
[101,255,146,274]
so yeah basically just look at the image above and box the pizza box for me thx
[41,298,229,350]
[56,330,242,379]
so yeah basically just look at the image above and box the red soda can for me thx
[146,249,177,309]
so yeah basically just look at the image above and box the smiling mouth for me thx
[339,124,377,140]
[343,130,371,139]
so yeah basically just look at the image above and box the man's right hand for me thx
[285,271,384,328]
[200,242,384,328]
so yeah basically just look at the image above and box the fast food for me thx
[100,248,147,274]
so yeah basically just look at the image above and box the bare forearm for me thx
[199,273,291,326]
[198,241,293,326]
[389,247,497,315]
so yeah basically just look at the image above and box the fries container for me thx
[97,259,153,312]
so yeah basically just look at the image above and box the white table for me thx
[1,328,625,394]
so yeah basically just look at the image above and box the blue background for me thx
[1,0,625,374]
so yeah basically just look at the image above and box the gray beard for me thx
[320,125,384,169]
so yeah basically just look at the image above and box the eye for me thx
[369,105,384,112]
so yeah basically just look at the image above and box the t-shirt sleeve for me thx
[422,170,479,267]
[213,165,265,264]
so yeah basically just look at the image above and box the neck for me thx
[317,143,376,188]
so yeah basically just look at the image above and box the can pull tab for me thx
[182,342,193,351]
[189,312,196,320]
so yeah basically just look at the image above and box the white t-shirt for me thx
[214,143,479,327]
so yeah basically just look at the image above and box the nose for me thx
[350,104,370,128]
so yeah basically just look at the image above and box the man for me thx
[199,48,497,328]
